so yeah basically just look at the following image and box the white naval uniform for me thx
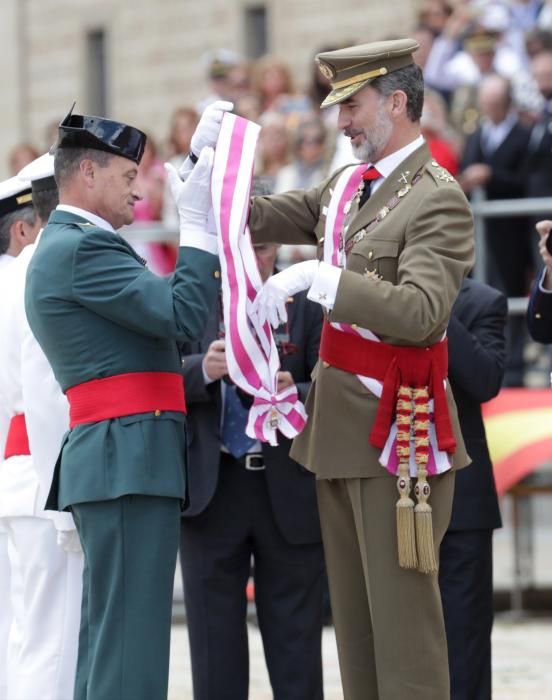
[0,253,14,271]
[0,238,83,700]
[0,251,16,700]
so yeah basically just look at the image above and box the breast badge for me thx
[363,268,383,281]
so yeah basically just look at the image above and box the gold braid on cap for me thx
[331,66,388,90]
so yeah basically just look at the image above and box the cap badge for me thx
[317,62,334,80]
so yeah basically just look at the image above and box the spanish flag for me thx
[483,388,552,495]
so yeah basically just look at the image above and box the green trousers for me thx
[72,495,181,700]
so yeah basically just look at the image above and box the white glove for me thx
[165,147,216,250]
[56,528,82,553]
[252,260,319,328]
[190,100,234,158]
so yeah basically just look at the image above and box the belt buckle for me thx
[245,454,265,471]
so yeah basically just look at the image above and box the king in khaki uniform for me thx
[248,39,475,699]
[25,106,222,700]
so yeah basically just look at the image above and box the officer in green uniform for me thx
[25,106,222,700]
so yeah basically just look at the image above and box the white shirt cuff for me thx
[202,357,217,385]
[180,229,218,255]
[538,268,552,293]
[307,261,342,309]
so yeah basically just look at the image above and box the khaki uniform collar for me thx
[345,142,431,240]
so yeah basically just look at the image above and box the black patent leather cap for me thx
[53,104,146,164]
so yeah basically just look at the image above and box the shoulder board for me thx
[427,160,455,184]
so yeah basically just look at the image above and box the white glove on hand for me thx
[57,529,82,553]
[252,260,319,328]
[190,100,234,157]
[165,147,216,248]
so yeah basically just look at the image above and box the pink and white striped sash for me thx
[211,113,307,445]
[322,165,451,476]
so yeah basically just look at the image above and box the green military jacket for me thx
[249,143,475,479]
[25,210,220,510]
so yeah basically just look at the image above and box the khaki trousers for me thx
[317,471,454,700]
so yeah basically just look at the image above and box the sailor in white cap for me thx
[0,172,38,700]
[0,175,37,270]
[0,153,82,700]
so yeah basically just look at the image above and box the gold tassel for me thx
[395,387,417,570]
[413,388,438,574]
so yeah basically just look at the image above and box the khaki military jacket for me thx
[249,142,474,479]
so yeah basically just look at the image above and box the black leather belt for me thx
[221,451,265,471]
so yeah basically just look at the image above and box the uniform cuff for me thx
[202,357,217,385]
[307,261,342,309]
[180,229,218,255]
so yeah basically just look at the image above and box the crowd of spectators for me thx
[7,0,552,384]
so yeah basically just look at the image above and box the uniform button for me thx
[323,361,330,368]
[214,270,221,279]
[368,250,374,260]
[154,409,161,417]
[535,313,542,319]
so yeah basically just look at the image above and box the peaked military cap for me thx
[18,152,56,194]
[52,103,146,164]
[204,48,242,79]
[316,38,420,108]
[0,175,32,219]
[463,30,499,54]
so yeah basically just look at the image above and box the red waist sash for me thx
[4,414,30,459]
[319,321,456,454]
[66,371,187,428]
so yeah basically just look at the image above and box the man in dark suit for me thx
[179,241,325,700]
[458,73,531,385]
[527,219,552,342]
[440,276,507,700]
[525,51,552,206]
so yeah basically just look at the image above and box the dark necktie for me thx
[359,166,382,208]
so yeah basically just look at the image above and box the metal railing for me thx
[470,191,552,315]
[122,193,552,319]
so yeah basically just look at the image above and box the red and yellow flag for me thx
[483,388,552,495]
